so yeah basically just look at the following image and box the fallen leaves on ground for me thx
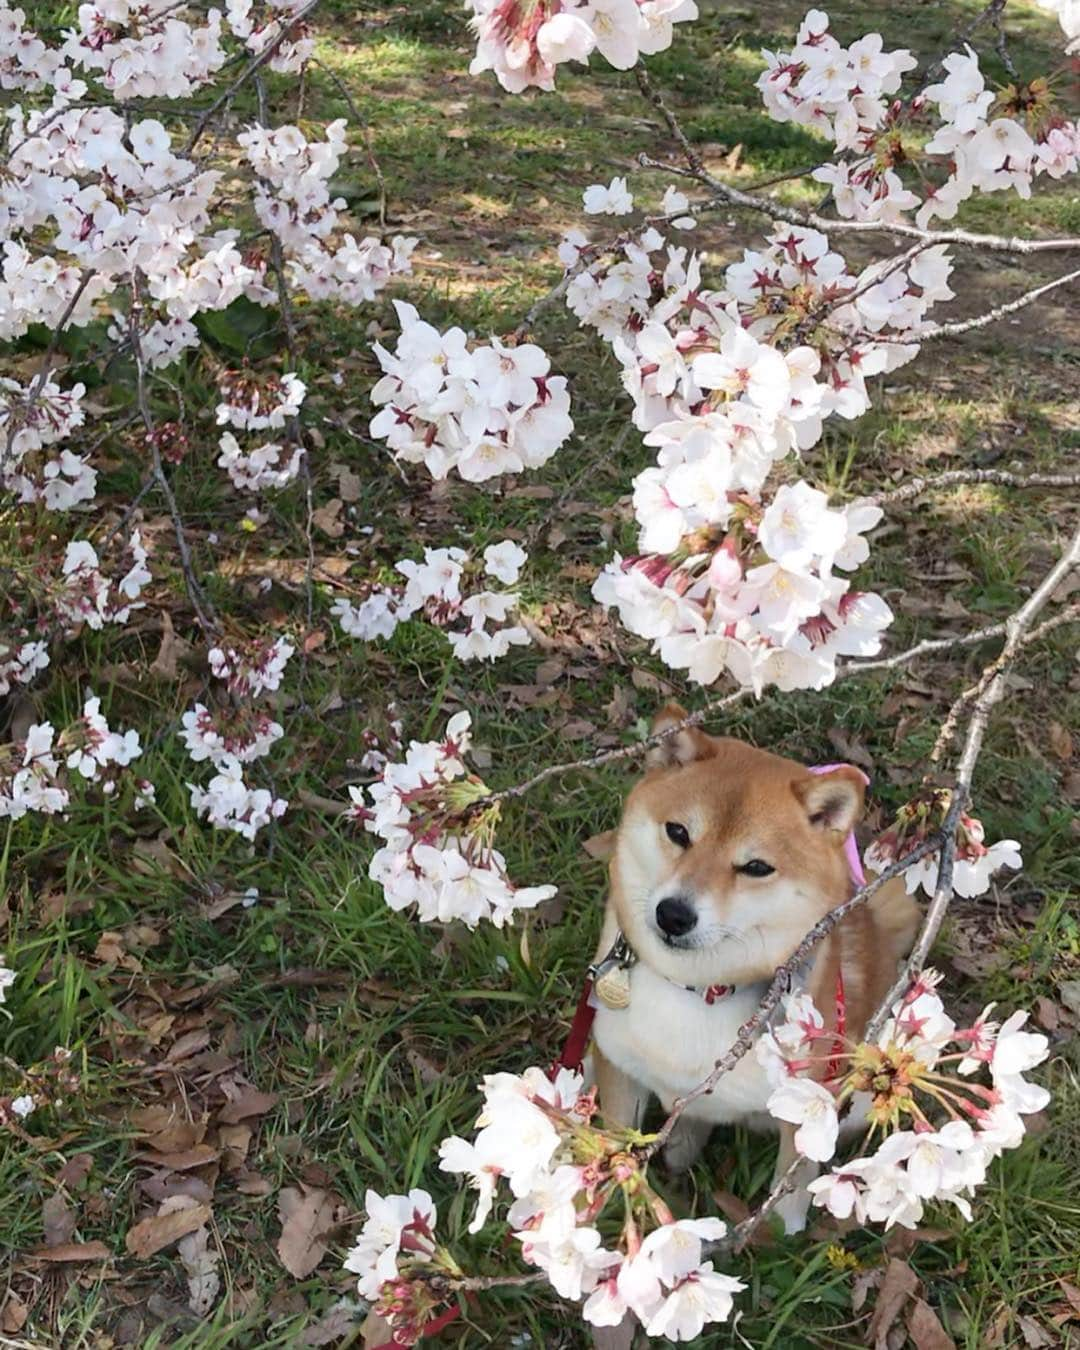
[276,1185,341,1279]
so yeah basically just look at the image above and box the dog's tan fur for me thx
[592,703,919,1228]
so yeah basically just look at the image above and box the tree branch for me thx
[638,154,1080,255]
[877,266,1080,341]
[186,0,322,153]
[875,468,1080,504]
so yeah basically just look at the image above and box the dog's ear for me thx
[793,766,865,836]
[645,702,716,770]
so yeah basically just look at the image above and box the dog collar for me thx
[589,934,736,1010]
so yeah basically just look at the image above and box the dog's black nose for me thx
[655,896,697,938]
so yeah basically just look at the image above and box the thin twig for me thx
[876,266,1080,342]
[186,0,322,153]
[470,600,1065,812]
[254,73,316,650]
[309,56,388,227]
[128,280,218,635]
[867,520,1080,1034]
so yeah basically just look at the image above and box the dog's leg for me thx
[770,1123,819,1235]
[661,1112,712,1174]
[594,1048,649,1131]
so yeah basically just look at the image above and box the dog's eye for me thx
[665,821,690,848]
[738,859,775,878]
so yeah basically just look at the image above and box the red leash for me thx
[553,974,597,1075]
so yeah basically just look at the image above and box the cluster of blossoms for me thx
[0,378,95,511]
[225,0,315,73]
[238,120,416,306]
[53,535,152,632]
[346,1066,744,1345]
[757,10,1079,228]
[185,638,292,839]
[60,1,228,100]
[917,48,1080,225]
[1,23,409,367]
[369,301,573,482]
[759,972,1050,1229]
[0,695,144,821]
[596,480,892,693]
[467,0,699,93]
[4,0,314,106]
[349,712,555,928]
[865,794,1023,899]
[1,532,152,698]
[215,369,307,492]
[332,540,532,662]
[564,189,958,691]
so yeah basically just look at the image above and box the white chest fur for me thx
[592,963,776,1124]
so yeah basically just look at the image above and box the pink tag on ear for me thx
[807,762,868,888]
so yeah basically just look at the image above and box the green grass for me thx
[3,0,1080,1345]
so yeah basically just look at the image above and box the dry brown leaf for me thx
[534,657,566,684]
[362,1310,397,1349]
[331,461,362,503]
[827,726,874,772]
[868,1258,919,1349]
[0,1293,28,1335]
[299,1301,360,1346]
[1018,1315,1056,1348]
[276,1186,337,1278]
[126,1202,211,1259]
[218,1084,280,1124]
[1034,996,1060,1032]
[219,1123,252,1173]
[236,1171,272,1196]
[150,611,194,679]
[139,1144,220,1171]
[908,1296,956,1350]
[1048,720,1074,760]
[42,1191,76,1247]
[1058,1280,1080,1317]
[312,497,344,538]
[57,1153,93,1189]
[177,1218,221,1317]
[29,1240,111,1263]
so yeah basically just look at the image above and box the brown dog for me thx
[591,704,918,1230]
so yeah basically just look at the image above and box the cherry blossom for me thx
[354,712,556,928]
[865,797,1023,899]
[332,542,532,662]
[369,302,573,482]
[466,0,698,93]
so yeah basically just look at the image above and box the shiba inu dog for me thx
[591,703,919,1231]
